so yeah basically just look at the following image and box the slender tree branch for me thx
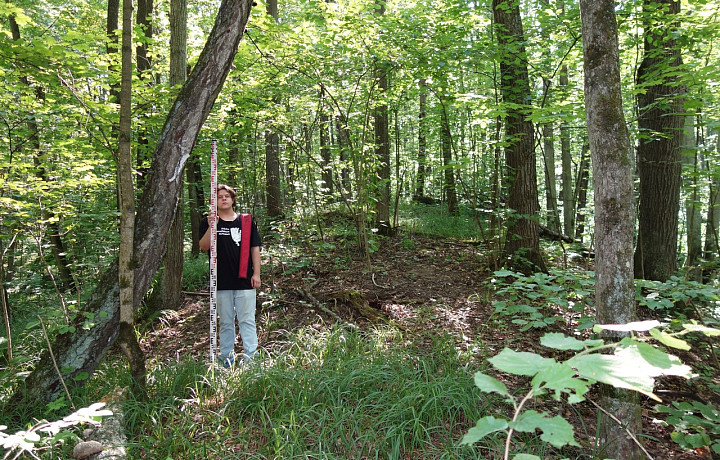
[587,398,653,460]
[37,315,74,410]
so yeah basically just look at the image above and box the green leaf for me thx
[569,342,691,402]
[630,342,692,377]
[510,409,546,432]
[538,415,579,447]
[531,362,590,402]
[513,455,541,460]
[649,328,690,351]
[509,411,578,447]
[461,416,508,445]
[489,348,556,376]
[682,323,720,336]
[473,372,511,398]
[568,353,658,400]
[46,397,69,412]
[540,332,604,350]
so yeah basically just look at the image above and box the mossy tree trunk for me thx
[580,1,642,458]
[117,0,146,395]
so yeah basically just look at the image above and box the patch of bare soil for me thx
[141,231,716,459]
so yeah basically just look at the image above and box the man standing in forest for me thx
[199,184,262,367]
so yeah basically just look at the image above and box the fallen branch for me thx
[539,224,574,243]
[296,287,358,330]
[182,291,209,297]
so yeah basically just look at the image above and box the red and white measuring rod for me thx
[209,139,218,363]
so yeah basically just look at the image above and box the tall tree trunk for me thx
[559,67,575,236]
[373,0,392,236]
[683,115,702,281]
[187,155,205,257]
[574,144,590,240]
[265,0,283,218]
[414,78,428,200]
[704,128,720,261]
[265,128,282,215]
[336,116,351,196]
[489,116,502,244]
[152,0,188,312]
[185,4,207,256]
[706,178,720,260]
[106,0,120,104]
[542,120,561,232]
[633,0,686,281]
[8,0,255,409]
[441,106,458,215]
[492,0,546,273]
[374,71,391,234]
[320,89,333,196]
[135,0,154,189]
[538,1,561,235]
[117,0,146,394]
[580,1,642,458]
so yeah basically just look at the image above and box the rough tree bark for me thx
[542,121,561,233]
[414,78,428,201]
[574,143,590,240]
[116,0,146,393]
[106,0,120,102]
[440,106,458,215]
[265,0,283,218]
[580,1,642,458]
[8,0,256,408]
[320,88,333,196]
[135,0,154,189]
[492,0,546,273]
[704,129,720,261]
[682,115,702,281]
[633,0,686,281]
[187,156,205,257]
[152,0,188,313]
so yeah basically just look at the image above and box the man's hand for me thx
[251,273,261,289]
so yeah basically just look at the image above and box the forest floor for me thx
[141,228,716,459]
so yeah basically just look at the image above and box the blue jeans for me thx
[217,289,257,362]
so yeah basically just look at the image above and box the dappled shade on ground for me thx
[142,232,714,459]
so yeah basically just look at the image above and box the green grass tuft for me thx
[118,327,503,459]
[398,202,485,240]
